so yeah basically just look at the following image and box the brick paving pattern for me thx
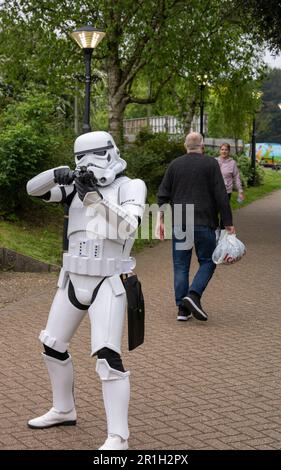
[0,190,281,450]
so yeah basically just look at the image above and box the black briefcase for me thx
[122,274,145,351]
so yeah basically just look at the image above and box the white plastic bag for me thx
[212,233,246,265]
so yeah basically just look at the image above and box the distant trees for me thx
[0,0,266,143]
[208,77,262,151]
[256,69,281,143]
[0,0,270,218]
[234,1,281,52]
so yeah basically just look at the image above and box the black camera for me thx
[70,166,98,185]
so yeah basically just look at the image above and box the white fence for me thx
[123,114,208,140]
[204,138,244,153]
[123,115,243,152]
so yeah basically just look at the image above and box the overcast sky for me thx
[264,50,281,69]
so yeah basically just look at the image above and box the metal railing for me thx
[123,115,244,152]
[123,114,208,138]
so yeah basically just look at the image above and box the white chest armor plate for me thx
[63,177,136,277]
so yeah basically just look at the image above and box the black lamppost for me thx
[250,91,263,185]
[61,26,105,255]
[198,74,208,137]
[276,102,281,167]
[71,25,105,133]
[199,84,205,136]
[250,115,256,184]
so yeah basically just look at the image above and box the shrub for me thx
[252,162,265,186]
[124,130,184,194]
[0,90,74,215]
[233,153,265,187]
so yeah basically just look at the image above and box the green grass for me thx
[1,168,281,265]
[230,168,281,211]
[0,219,63,265]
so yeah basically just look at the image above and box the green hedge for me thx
[233,153,265,187]
[124,129,184,195]
[0,90,74,216]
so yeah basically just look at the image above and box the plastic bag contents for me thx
[212,233,246,265]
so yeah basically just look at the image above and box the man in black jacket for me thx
[157,132,235,322]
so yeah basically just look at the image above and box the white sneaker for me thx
[27,407,77,429]
[99,434,128,450]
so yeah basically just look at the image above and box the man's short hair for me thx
[185,132,203,151]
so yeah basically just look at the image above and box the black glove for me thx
[54,167,74,185]
[75,176,102,202]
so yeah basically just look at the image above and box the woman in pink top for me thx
[217,143,244,201]
[217,143,244,228]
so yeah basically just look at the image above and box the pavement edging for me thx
[0,247,60,273]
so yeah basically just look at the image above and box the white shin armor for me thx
[43,353,75,412]
[96,359,130,440]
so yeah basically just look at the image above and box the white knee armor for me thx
[39,276,89,353]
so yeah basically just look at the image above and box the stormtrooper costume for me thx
[26,131,146,450]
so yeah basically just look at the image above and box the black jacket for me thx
[157,153,233,228]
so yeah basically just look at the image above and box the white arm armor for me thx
[83,178,147,235]
[26,166,73,202]
[119,178,147,220]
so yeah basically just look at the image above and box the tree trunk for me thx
[108,94,126,146]
[106,57,127,146]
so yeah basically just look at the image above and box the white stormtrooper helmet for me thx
[74,131,127,186]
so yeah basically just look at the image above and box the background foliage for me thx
[0,89,74,214]
[0,0,274,225]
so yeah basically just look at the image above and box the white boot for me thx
[28,407,77,429]
[96,359,130,450]
[99,434,129,451]
[28,354,76,429]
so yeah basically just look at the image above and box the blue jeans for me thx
[172,225,216,306]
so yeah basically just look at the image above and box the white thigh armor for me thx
[40,270,126,356]
[39,272,96,352]
[88,274,127,355]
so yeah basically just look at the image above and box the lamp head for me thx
[71,25,105,49]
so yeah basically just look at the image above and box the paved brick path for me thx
[1,190,281,450]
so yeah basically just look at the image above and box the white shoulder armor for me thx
[119,179,147,219]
